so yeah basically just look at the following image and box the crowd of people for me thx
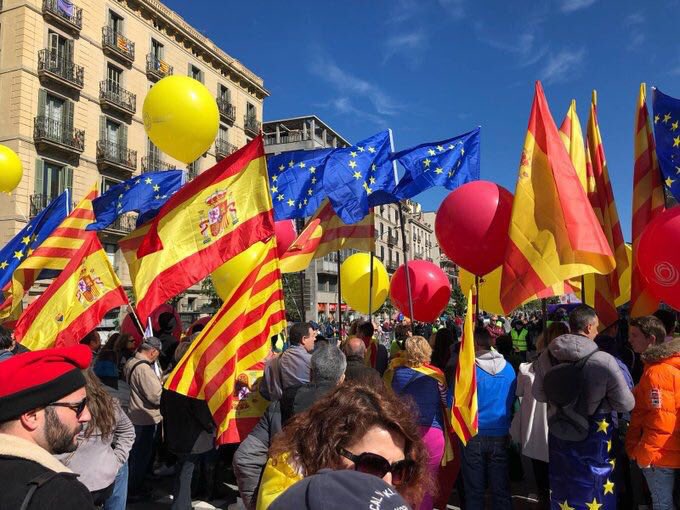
[0,304,678,510]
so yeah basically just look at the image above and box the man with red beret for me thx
[0,345,96,509]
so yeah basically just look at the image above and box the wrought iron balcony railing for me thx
[244,115,261,136]
[263,131,310,146]
[217,99,236,123]
[102,26,135,63]
[99,80,136,114]
[141,156,175,173]
[42,0,82,32]
[37,49,84,89]
[105,213,137,234]
[215,138,237,159]
[145,54,173,80]
[34,116,85,153]
[387,233,399,247]
[96,140,137,171]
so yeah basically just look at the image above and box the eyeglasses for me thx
[338,447,416,486]
[46,397,88,418]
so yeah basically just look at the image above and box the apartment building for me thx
[0,0,267,322]
[422,210,459,287]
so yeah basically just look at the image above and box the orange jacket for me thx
[626,338,680,468]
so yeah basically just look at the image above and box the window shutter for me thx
[34,159,44,195]
[64,166,73,194]
[63,100,73,132]
[99,115,106,142]
[187,62,192,77]
[37,88,47,118]
[121,123,128,148]
[66,38,74,64]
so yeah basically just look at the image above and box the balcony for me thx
[264,131,311,146]
[217,99,236,123]
[29,193,54,218]
[37,50,84,91]
[96,140,137,173]
[141,156,175,173]
[102,27,135,65]
[387,233,398,247]
[99,80,136,115]
[186,167,198,181]
[104,213,137,234]
[146,54,173,81]
[42,0,82,33]
[386,261,399,272]
[215,139,237,160]
[244,115,261,136]
[34,116,84,154]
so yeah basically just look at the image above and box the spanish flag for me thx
[13,235,128,350]
[1,186,98,321]
[631,84,665,317]
[500,82,615,313]
[125,137,275,322]
[165,237,286,444]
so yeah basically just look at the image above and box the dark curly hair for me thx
[268,381,432,506]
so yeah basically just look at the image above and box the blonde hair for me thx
[404,335,432,367]
[536,322,569,351]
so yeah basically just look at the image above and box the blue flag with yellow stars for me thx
[267,148,331,221]
[652,87,680,201]
[0,190,69,289]
[87,170,184,231]
[322,131,394,224]
[391,127,481,201]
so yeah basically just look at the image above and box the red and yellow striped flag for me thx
[586,90,629,328]
[310,199,375,260]
[165,237,286,444]
[631,83,666,317]
[279,219,323,274]
[1,186,98,320]
[500,82,615,313]
[125,137,275,322]
[452,285,478,445]
[14,235,128,350]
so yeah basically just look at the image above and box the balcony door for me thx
[45,93,64,140]
[48,31,73,69]
[35,160,72,203]
[108,10,123,35]
[106,63,122,97]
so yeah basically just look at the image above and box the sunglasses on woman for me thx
[338,447,416,486]
[46,397,88,418]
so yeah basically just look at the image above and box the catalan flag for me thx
[126,137,275,322]
[451,285,478,445]
[13,235,128,350]
[585,91,628,327]
[631,84,666,317]
[499,82,615,314]
[165,237,286,444]
[1,186,98,321]
[308,199,375,260]
[279,219,323,274]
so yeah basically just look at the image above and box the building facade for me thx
[422,210,459,287]
[0,0,267,325]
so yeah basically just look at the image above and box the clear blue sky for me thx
[163,0,680,240]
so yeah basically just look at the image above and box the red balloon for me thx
[637,207,680,310]
[275,220,297,259]
[120,304,182,346]
[435,181,513,276]
[390,260,452,322]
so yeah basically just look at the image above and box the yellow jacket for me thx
[256,454,303,509]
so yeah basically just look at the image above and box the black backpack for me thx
[542,349,597,441]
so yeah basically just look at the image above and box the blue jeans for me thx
[128,424,156,495]
[104,462,128,510]
[643,466,676,510]
[460,435,512,510]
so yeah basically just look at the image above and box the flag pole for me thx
[368,250,374,323]
[128,305,146,337]
[337,250,343,341]
[580,275,586,304]
[474,275,480,318]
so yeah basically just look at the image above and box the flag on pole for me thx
[1,186,98,321]
[651,87,680,201]
[279,219,323,274]
[164,237,286,444]
[451,285,478,444]
[308,199,375,260]
[500,82,615,314]
[585,91,629,327]
[631,84,666,317]
[13,235,128,350]
[127,137,275,322]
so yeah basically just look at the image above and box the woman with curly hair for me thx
[256,381,431,509]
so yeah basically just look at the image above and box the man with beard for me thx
[0,345,95,509]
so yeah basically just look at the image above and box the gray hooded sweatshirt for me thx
[532,333,635,422]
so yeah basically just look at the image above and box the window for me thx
[34,160,72,199]
[188,158,201,177]
[108,10,123,34]
[189,64,203,83]
[48,30,74,64]
[147,138,161,159]
[104,243,117,268]
[246,102,256,119]
[218,84,230,103]
[99,115,128,148]
[396,252,400,265]
[380,246,385,260]
[106,63,122,93]
[38,89,74,138]
[151,38,163,59]
[100,176,120,193]
[218,125,228,143]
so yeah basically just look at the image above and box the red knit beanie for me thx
[0,345,92,422]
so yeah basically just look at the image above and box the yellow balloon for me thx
[340,253,390,314]
[143,76,219,164]
[212,242,267,300]
[459,266,505,316]
[584,244,633,308]
[0,145,23,194]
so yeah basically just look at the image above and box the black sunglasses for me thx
[46,397,88,418]
[338,447,416,486]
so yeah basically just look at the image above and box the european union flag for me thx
[652,87,680,202]
[267,148,331,221]
[0,191,69,288]
[87,171,184,231]
[322,131,394,224]
[391,127,481,201]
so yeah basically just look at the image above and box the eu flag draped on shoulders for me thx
[322,130,394,224]
[392,127,481,201]
[0,191,69,290]
[652,87,680,202]
[87,170,184,230]
[267,148,331,221]
[126,136,275,322]
[13,234,128,350]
